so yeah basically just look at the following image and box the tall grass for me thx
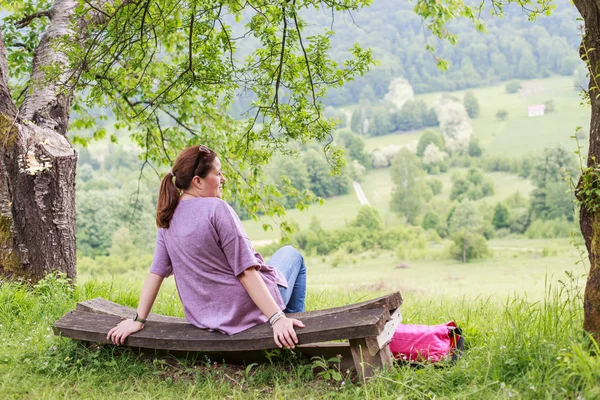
[0,272,598,399]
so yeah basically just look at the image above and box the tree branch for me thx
[16,10,52,29]
[272,1,288,113]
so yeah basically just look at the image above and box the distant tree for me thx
[422,211,441,230]
[544,99,556,113]
[448,201,489,263]
[505,80,522,94]
[436,100,472,154]
[530,146,578,221]
[423,107,440,127]
[352,206,383,230]
[517,48,538,79]
[384,78,414,110]
[359,85,377,104]
[369,108,394,136]
[468,137,483,157]
[417,130,445,157]
[338,130,371,167]
[390,149,432,224]
[78,164,94,183]
[77,189,126,257]
[450,169,494,201]
[351,108,365,134]
[426,178,443,195]
[466,168,484,185]
[463,91,480,119]
[450,177,471,201]
[492,203,511,230]
[496,109,509,120]
[395,100,427,131]
[303,149,350,198]
[271,156,310,208]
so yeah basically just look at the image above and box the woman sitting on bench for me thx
[107,145,306,349]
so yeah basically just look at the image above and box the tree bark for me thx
[0,1,77,282]
[574,0,600,342]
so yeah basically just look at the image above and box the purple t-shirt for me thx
[149,197,287,335]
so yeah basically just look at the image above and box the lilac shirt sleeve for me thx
[149,228,173,277]
[214,201,262,277]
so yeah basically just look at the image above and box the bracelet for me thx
[268,311,285,327]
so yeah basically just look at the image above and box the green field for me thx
[307,238,586,301]
[243,168,535,242]
[243,75,581,242]
[356,75,589,155]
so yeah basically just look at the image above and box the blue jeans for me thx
[267,246,307,313]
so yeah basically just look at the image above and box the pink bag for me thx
[389,321,463,363]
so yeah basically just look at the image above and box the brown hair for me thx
[156,145,217,228]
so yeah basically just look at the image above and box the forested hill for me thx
[318,0,582,105]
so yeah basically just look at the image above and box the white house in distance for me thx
[527,104,545,117]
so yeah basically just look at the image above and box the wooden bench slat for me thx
[76,298,187,324]
[54,307,390,352]
[74,292,402,323]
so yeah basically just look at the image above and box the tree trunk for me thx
[574,0,600,342]
[0,2,77,283]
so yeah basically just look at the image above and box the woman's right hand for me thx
[107,319,144,345]
[272,316,305,349]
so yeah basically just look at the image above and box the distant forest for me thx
[311,0,582,106]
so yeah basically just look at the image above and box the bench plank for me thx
[54,307,390,352]
[75,292,402,323]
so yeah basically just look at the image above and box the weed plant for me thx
[0,272,598,399]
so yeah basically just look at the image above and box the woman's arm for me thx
[238,268,304,349]
[107,272,165,345]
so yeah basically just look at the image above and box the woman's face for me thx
[201,157,226,198]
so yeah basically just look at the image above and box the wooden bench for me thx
[53,292,402,379]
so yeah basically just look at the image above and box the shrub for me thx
[505,80,522,94]
[449,232,489,262]
[508,208,530,234]
[422,211,441,230]
[496,109,509,121]
[351,205,383,230]
[426,178,443,195]
[330,249,347,267]
[463,91,480,119]
[525,218,575,239]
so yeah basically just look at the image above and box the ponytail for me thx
[156,173,180,228]
[155,145,217,228]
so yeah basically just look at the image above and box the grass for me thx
[2,265,599,399]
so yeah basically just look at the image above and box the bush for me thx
[468,137,483,157]
[508,208,531,234]
[525,218,575,239]
[544,99,555,113]
[505,80,522,94]
[330,249,347,267]
[463,91,480,119]
[416,130,445,157]
[426,178,443,195]
[492,203,510,230]
[351,205,383,231]
[449,232,489,262]
[422,211,441,230]
[496,109,509,121]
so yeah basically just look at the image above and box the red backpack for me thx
[389,321,464,363]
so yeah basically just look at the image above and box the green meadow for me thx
[2,76,597,399]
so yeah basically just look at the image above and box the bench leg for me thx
[349,337,393,380]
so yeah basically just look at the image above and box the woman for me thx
[107,145,306,349]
